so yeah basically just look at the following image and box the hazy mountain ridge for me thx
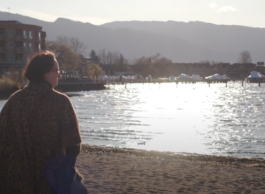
[102,21,265,63]
[1,11,264,63]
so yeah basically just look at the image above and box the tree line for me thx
[46,36,129,78]
[46,36,255,78]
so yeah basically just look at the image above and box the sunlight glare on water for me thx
[70,82,265,158]
[1,82,265,158]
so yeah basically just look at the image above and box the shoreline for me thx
[78,145,265,193]
[0,82,106,100]
[81,144,265,167]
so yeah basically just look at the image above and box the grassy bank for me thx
[0,76,24,99]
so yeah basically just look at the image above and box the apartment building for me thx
[0,20,46,74]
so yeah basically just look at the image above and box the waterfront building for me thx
[0,20,46,75]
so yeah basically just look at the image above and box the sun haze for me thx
[1,0,265,27]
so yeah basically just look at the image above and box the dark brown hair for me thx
[23,51,56,83]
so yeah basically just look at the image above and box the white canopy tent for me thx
[176,74,191,80]
[247,71,265,78]
[205,74,229,80]
[190,74,203,81]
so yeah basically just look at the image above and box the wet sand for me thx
[77,145,265,194]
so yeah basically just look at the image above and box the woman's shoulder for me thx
[6,89,23,102]
[50,90,75,113]
[0,89,23,111]
[50,90,71,104]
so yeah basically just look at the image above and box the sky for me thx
[1,0,265,27]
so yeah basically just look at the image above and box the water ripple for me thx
[1,82,265,158]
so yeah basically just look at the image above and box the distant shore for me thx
[55,81,106,91]
[0,81,107,100]
[79,145,265,193]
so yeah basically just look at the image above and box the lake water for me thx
[1,82,265,158]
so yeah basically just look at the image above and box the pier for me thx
[106,79,230,86]
[105,79,265,88]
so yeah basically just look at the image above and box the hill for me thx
[1,11,264,63]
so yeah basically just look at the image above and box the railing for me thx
[41,38,45,44]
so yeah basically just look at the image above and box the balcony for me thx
[15,48,24,53]
[41,31,46,39]
[15,35,24,41]
[41,38,45,45]
[0,47,7,53]
[41,46,45,51]
[0,35,7,40]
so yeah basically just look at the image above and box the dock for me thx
[105,79,265,88]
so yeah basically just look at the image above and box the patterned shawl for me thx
[0,82,81,194]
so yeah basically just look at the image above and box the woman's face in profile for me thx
[44,60,61,87]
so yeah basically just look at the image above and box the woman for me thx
[0,51,86,194]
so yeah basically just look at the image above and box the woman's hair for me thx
[23,51,56,82]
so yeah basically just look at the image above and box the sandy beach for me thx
[77,145,265,194]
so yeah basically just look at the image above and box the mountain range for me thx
[1,11,265,63]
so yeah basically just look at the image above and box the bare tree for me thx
[56,36,69,45]
[132,54,173,77]
[70,37,87,54]
[57,36,87,54]
[238,50,252,64]
[117,53,129,66]
[133,53,161,66]
[46,40,79,69]
[98,49,108,65]
[107,51,119,65]
[98,49,121,65]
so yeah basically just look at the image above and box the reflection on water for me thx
[1,82,265,158]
